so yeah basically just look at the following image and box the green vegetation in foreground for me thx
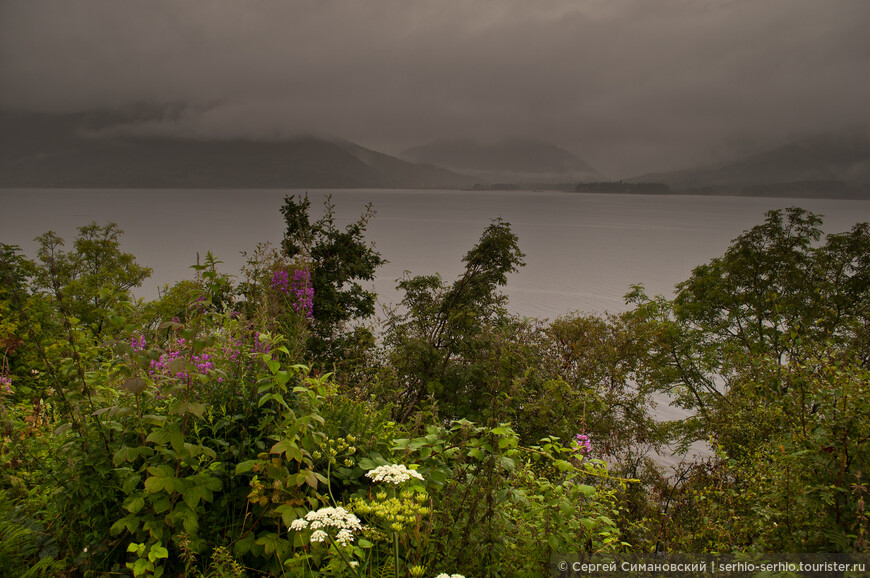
[1,199,868,576]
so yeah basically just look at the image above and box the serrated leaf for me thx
[234,534,255,557]
[182,510,199,535]
[235,460,260,475]
[357,457,377,470]
[548,534,561,549]
[121,474,141,494]
[53,422,72,436]
[142,414,167,426]
[499,456,516,471]
[166,357,189,374]
[577,484,596,498]
[169,430,185,453]
[113,446,133,466]
[182,486,209,509]
[124,496,145,513]
[187,402,205,418]
[111,515,138,536]
[303,470,318,488]
[122,377,148,394]
[270,438,299,458]
[146,428,173,446]
[201,476,222,492]
[147,464,174,477]
[276,504,296,526]
[271,394,288,408]
[152,495,172,513]
[554,459,573,472]
[149,545,169,562]
[144,476,167,494]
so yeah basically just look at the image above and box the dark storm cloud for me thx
[2,0,869,176]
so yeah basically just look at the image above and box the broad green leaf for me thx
[166,358,189,374]
[266,359,280,375]
[144,476,167,494]
[111,516,139,536]
[142,414,167,426]
[147,464,174,478]
[303,469,318,488]
[125,496,145,514]
[554,459,573,472]
[577,484,596,498]
[148,545,169,562]
[235,460,260,475]
[122,377,148,394]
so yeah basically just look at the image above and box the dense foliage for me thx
[1,201,868,576]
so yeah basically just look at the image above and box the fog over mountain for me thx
[401,137,600,183]
[630,133,870,198]
[2,1,869,178]
[0,110,471,189]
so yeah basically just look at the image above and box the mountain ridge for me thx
[0,110,472,189]
[400,136,600,183]
[629,134,870,197]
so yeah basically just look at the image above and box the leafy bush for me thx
[2,204,869,575]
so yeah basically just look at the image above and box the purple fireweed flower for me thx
[291,269,314,319]
[130,335,146,352]
[0,375,12,396]
[271,270,290,294]
[223,338,242,362]
[574,433,592,455]
[251,331,270,355]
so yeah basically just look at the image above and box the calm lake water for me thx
[4,188,869,464]
[3,188,869,318]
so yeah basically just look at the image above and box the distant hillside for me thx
[0,110,471,189]
[631,135,870,199]
[401,137,600,183]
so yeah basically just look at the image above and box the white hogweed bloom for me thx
[336,528,355,546]
[289,505,363,545]
[309,530,328,543]
[366,464,425,485]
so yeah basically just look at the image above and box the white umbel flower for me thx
[310,530,328,542]
[366,464,425,485]
[304,506,363,531]
[289,505,363,546]
[335,528,355,546]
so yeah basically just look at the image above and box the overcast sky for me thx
[2,0,869,177]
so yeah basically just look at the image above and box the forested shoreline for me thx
[1,197,868,576]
